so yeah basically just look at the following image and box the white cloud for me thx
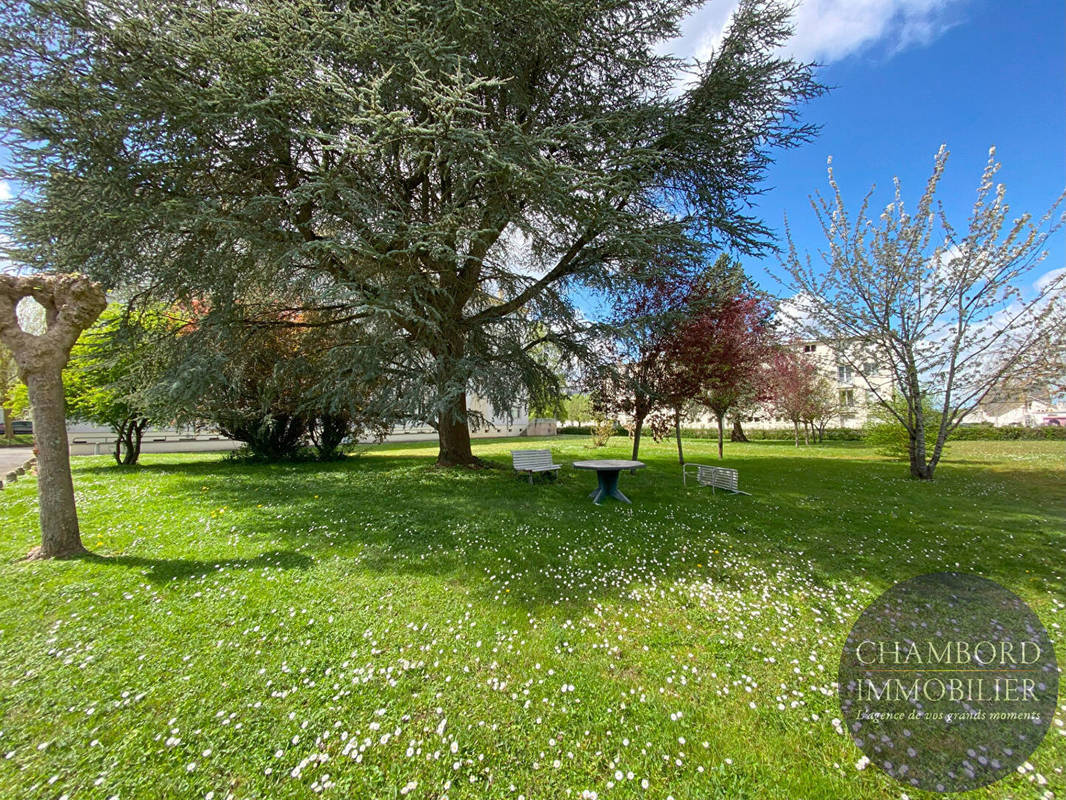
[0,181,11,202]
[775,292,818,339]
[1035,266,1066,295]
[669,0,968,65]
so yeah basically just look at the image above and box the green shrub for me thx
[559,424,628,436]
[683,426,864,441]
[950,424,1066,441]
[863,398,944,460]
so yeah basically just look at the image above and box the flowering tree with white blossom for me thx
[783,146,1065,479]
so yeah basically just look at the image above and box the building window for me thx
[803,344,816,353]
[837,364,852,384]
[839,388,856,407]
[863,361,877,375]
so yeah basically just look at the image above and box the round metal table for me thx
[572,459,646,504]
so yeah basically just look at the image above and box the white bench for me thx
[682,464,750,495]
[511,449,561,484]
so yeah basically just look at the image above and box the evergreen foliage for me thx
[1,0,821,465]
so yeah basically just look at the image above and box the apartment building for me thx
[688,340,896,431]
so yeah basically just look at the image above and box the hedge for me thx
[557,424,1066,442]
[948,424,1066,441]
[558,424,628,436]
[558,425,863,441]
[679,426,864,441]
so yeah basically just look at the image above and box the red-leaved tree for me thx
[602,256,773,463]
[599,265,695,462]
[671,292,775,460]
[767,349,821,446]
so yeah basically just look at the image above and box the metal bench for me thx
[511,449,561,484]
[682,464,750,495]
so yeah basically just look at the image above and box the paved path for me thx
[0,447,34,478]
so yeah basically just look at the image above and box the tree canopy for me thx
[64,303,176,465]
[1,0,821,465]
[600,253,772,463]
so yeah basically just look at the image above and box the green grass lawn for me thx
[0,436,1063,799]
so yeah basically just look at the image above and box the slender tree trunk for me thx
[25,370,85,559]
[902,360,934,479]
[631,414,645,461]
[730,417,748,443]
[123,423,136,465]
[793,420,799,447]
[908,434,934,479]
[2,405,13,443]
[437,393,478,466]
[908,403,935,479]
[925,424,951,477]
[113,419,128,465]
[674,408,684,465]
[716,412,725,459]
[128,419,148,465]
[908,440,930,479]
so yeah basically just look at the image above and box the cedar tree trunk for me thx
[437,392,478,467]
[730,417,748,442]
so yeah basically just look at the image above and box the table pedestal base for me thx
[588,469,630,505]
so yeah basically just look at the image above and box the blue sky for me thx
[668,0,1066,299]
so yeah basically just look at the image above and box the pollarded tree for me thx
[0,298,44,442]
[0,273,106,559]
[0,0,821,466]
[784,146,1065,479]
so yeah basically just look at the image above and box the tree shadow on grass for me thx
[70,444,1066,609]
[75,455,391,477]
[74,550,313,584]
